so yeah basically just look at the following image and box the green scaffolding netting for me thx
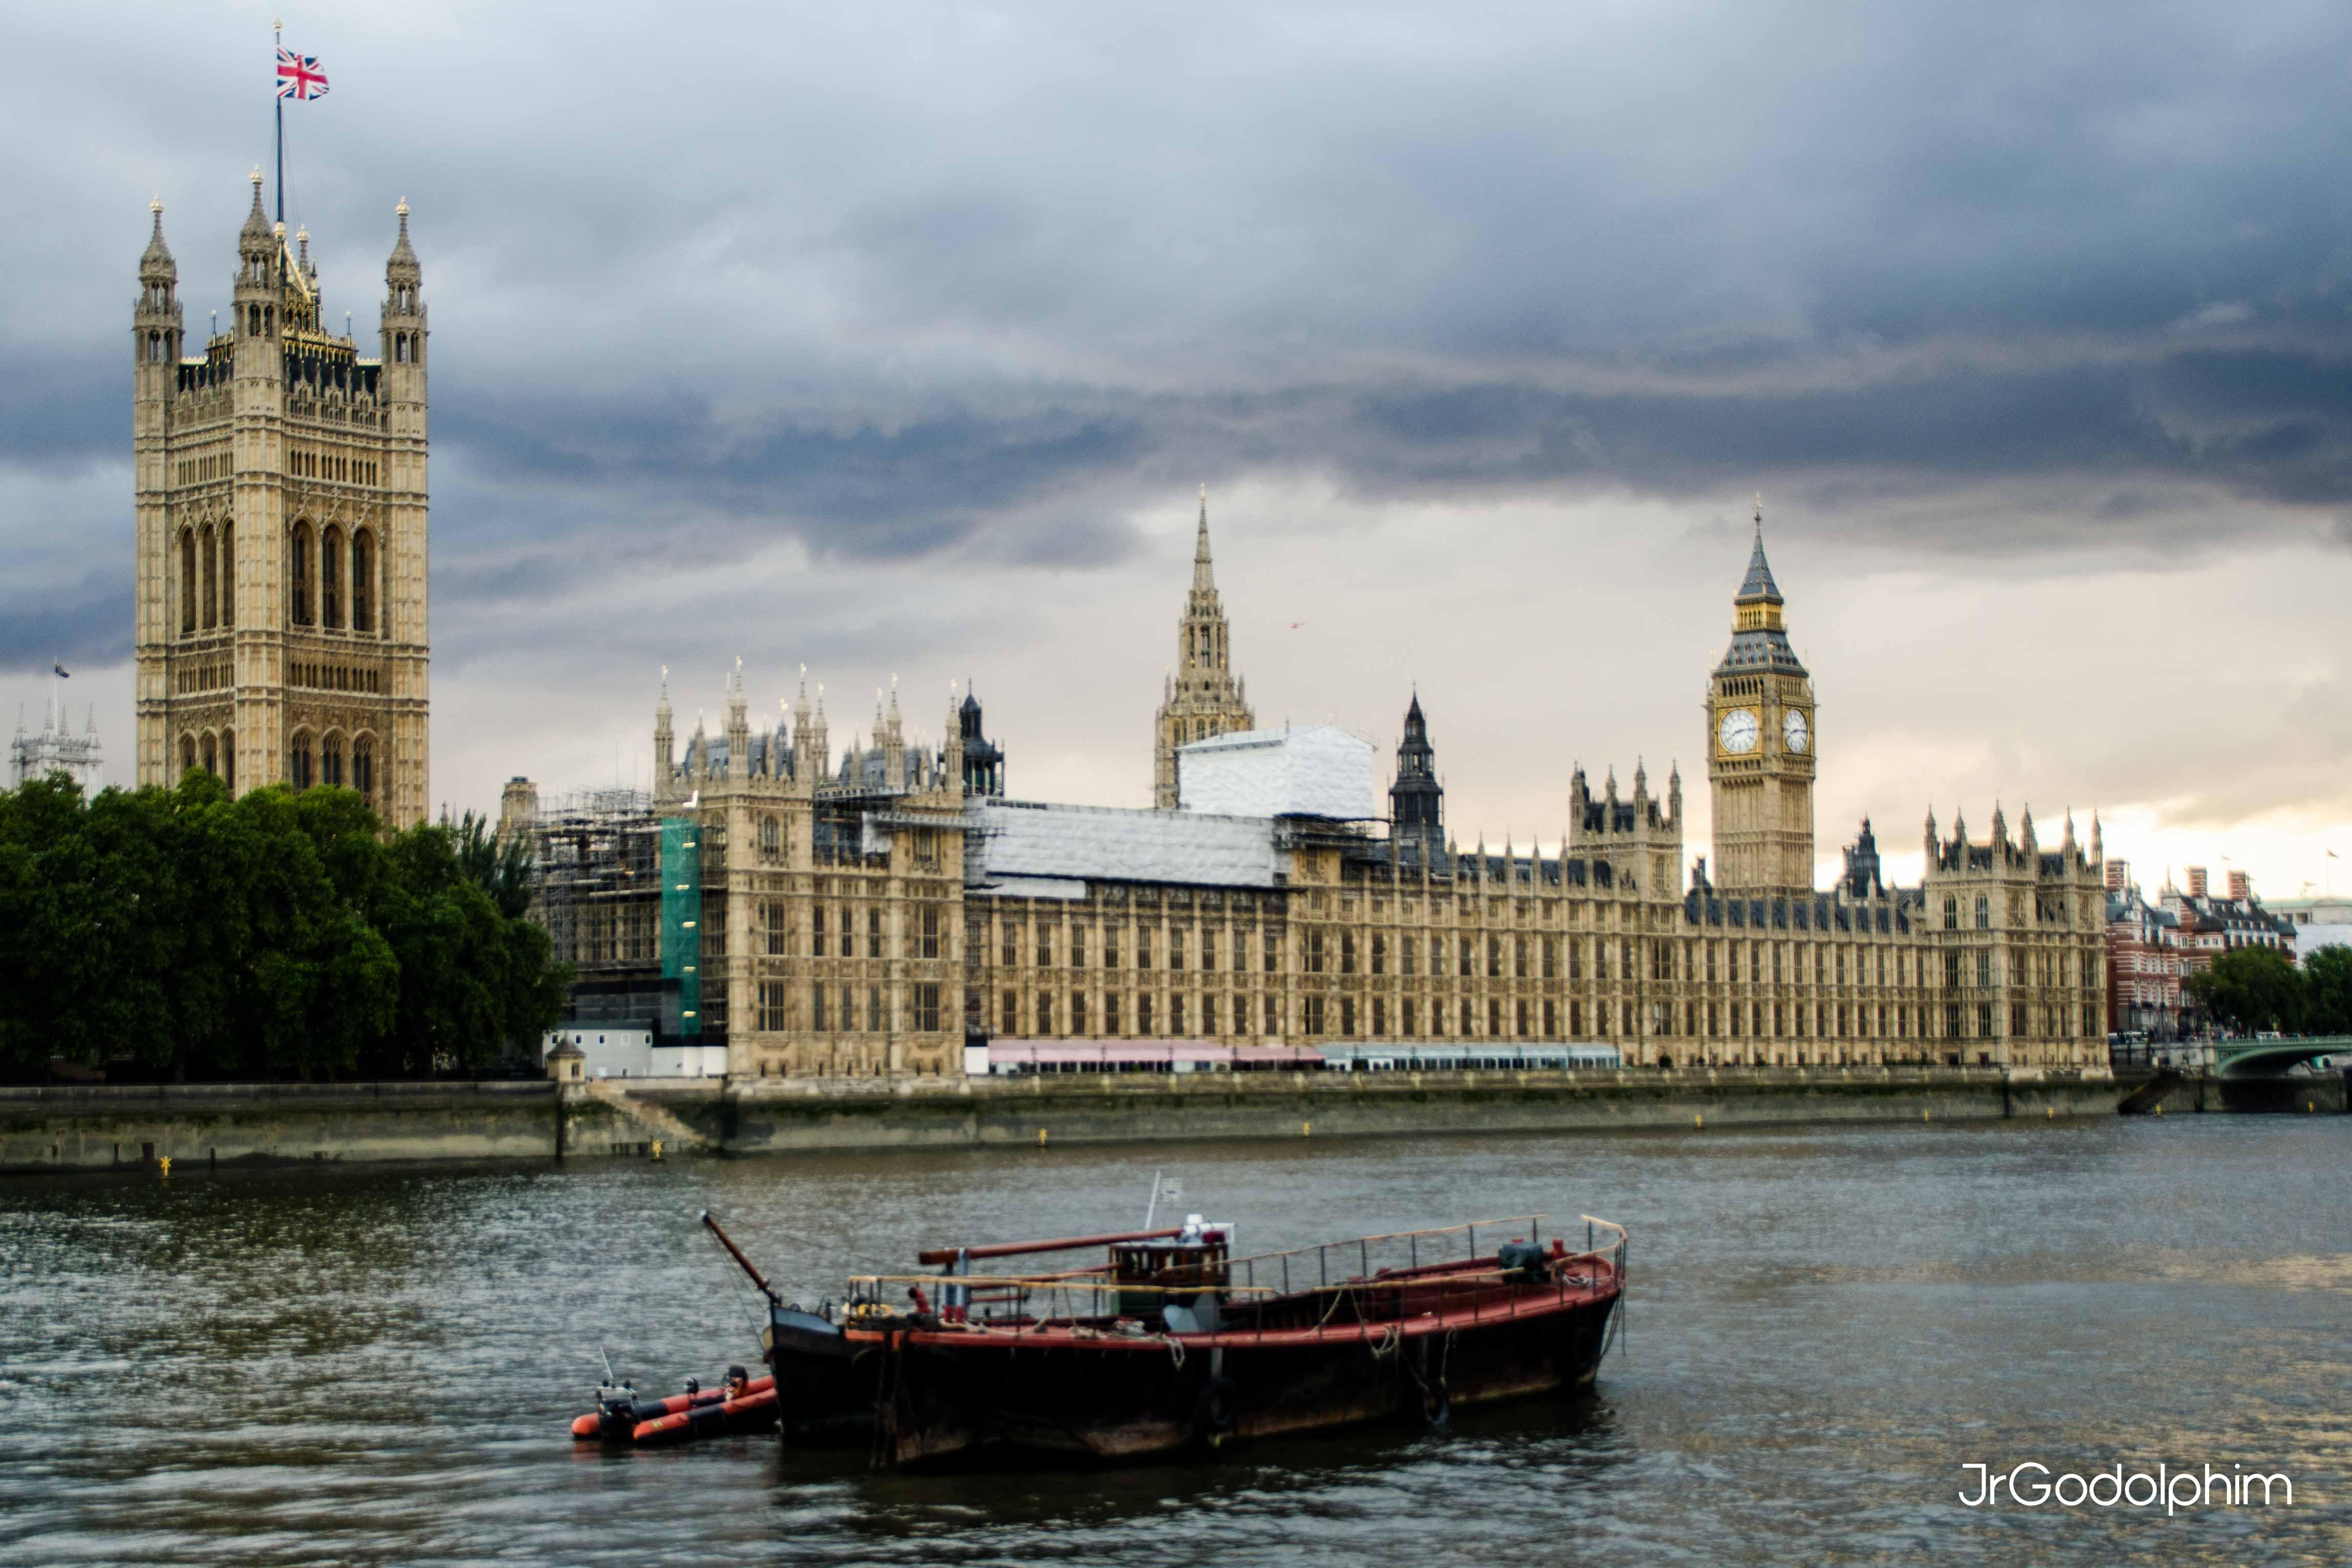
[659,816,703,1040]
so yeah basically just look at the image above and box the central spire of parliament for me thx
[1153,486,1254,807]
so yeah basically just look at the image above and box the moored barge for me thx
[754,1211,1625,1468]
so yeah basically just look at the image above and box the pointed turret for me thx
[232,170,280,376]
[725,659,750,780]
[654,666,675,784]
[140,199,176,277]
[1155,485,1253,806]
[1737,497,1783,604]
[1389,688,1444,865]
[382,198,426,386]
[1192,483,1216,594]
[134,197,182,390]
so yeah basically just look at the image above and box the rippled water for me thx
[2,1116,2346,1566]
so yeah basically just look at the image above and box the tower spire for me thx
[1193,483,1216,593]
[1154,484,1253,807]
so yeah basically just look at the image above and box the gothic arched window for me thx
[201,731,218,777]
[322,732,345,788]
[349,530,372,633]
[353,734,374,808]
[321,525,344,629]
[179,733,196,776]
[290,523,314,625]
[200,525,218,630]
[289,731,314,790]
[1974,895,1990,931]
[179,529,197,634]
[221,733,236,793]
[219,521,234,625]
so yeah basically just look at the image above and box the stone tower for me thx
[133,175,430,827]
[1152,486,1253,807]
[1388,690,1444,864]
[1705,501,1815,892]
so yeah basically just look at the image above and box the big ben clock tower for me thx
[1706,501,1816,892]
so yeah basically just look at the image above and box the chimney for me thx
[2104,859,2129,893]
[2227,869,2250,902]
[2186,866,2208,898]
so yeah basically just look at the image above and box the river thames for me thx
[2,1115,2345,1566]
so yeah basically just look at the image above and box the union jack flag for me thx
[277,47,328,101]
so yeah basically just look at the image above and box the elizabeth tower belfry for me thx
[1705,502,1815,891]
[133,174,430,827]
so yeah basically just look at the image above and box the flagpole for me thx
[274,18,284,225]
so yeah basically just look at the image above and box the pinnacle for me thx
[1191,483,1217,594]
[1736,500,1783,603]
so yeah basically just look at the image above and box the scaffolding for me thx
[525,787,665,982]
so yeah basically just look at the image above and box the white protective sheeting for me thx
[977,800,1280,888]
[1176,724,1376,820]
[976,874,1090,901]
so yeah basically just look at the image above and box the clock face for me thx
[1718,707,1760,755]
[1783,708,1810,754]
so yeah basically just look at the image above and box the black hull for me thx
[873,1292,1618,1468]
[766,1307,887,1447]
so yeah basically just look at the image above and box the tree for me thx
[2185,946,2303,1034]
[0,773,569,1082]
[2302,945,2352,1036]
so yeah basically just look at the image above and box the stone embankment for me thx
[0,1065,2124,1174]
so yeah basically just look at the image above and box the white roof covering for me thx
[976,800,1279,889]
[1177,724,1375,820]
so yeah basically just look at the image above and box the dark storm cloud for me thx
[0,571,131,671]
[10,0,2352,649]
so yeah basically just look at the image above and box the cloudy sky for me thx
[6,1,2351,898]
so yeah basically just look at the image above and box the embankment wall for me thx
[2,1067,2122,1174]
[0,1081,560,1172]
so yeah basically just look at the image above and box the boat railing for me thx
[842,1215,1627,1346]
[1223,1213,1553,1300]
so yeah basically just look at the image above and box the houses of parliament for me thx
[132,174,430,828]
[625,494,2108,1079]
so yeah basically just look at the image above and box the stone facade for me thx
[647,672,982,1077]
[132,175,430,826]
[1152,488,1254,807]
[627,498,2106,1078]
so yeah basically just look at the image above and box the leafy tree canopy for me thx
[0,773,569,1081]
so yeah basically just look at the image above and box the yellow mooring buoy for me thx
[1302,1121,1312,1138]
[651,1140,663,1161]
[1694,1113,1704,1130]
[1038,1128,1049,1148]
